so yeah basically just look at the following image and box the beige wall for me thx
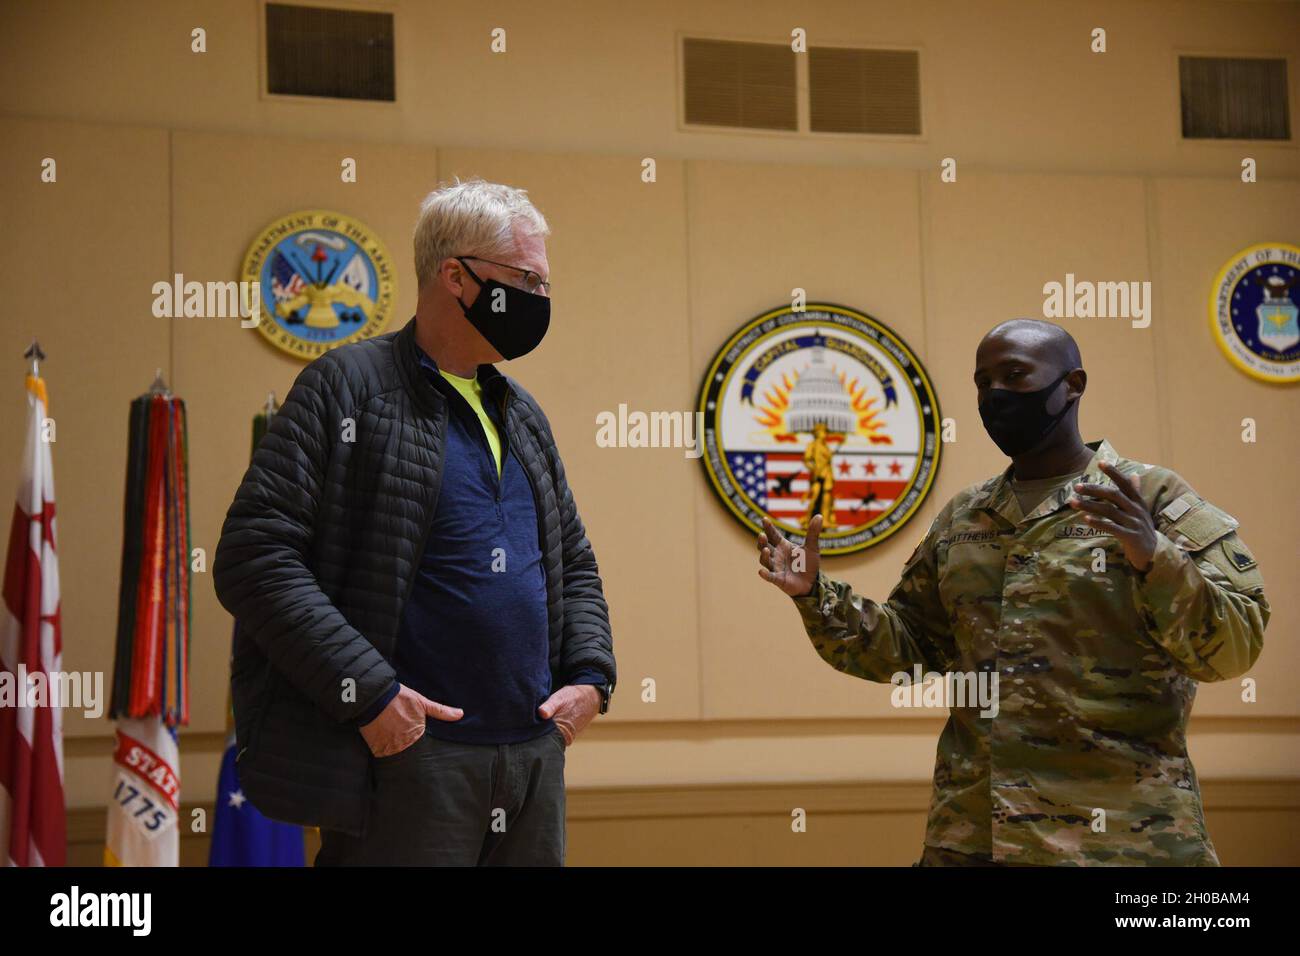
[4,0,1298,177]
[1,0,1297,864]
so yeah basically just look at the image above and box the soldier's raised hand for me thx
[1068,462,1158,572]
[757,514,822,597]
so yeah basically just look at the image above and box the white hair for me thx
[413,177,550,291]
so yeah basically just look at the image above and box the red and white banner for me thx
[0,373,65,867]
[104,717,179,867]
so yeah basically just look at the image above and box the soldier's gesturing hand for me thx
[1068,461,1158,572]
[757,513,823,597]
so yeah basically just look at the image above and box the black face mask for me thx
[978,370,1075,457]
[454,256,550,360]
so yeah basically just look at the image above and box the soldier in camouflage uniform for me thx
[757,319,1269,866]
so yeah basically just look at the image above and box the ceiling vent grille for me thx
[1179,55,1290,140]
[682,38,797,130]
[266,3,396,102]
[809,47,921,135]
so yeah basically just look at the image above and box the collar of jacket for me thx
[393,316,513,417]
[969,438,1121,527]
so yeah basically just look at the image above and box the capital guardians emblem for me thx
[697,303,941,555]
[1209,241,1300,384]
[240,209,396,360]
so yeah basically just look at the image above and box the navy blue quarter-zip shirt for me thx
[356,347,606,742]
[361,348,551,743]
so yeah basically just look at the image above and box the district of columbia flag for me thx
[0,372,66,866]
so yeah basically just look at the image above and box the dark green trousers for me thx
[315,726,567,866]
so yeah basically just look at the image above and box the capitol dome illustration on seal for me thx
[697,303,941,555]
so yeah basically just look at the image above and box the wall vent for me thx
[809,47,921,135]
[266,3,396,102]
[1179,55,1290,140]
[682,38,797,131]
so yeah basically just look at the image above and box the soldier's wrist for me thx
[792,572,821,601]
[1137,533,1182,584]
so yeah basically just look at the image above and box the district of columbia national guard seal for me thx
[697,303,940,556]
[240,209,397,360]
[1209,241,1300,384]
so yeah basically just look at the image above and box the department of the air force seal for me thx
[240,209,396,359]
[1210,242,1300,384]
[697,303,941,556]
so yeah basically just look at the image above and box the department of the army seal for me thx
[1209,241,1300,384]
[697,303,941,556]
[240,209,397,360]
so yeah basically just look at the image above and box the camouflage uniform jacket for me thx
[793,439,1269,866]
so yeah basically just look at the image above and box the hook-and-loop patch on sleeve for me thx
[1157,491,1261,587]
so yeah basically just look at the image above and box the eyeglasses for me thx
[455,255,551,296]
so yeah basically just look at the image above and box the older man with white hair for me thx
[214,179,615,866]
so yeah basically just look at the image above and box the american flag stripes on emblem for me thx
[727,450,916,528]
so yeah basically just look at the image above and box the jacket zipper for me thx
[504,397,548,561]
[399,400,449,615]
[501,404,559,685]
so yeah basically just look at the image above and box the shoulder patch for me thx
[1225,541,1258,572]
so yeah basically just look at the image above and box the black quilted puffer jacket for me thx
[212,317,615,836]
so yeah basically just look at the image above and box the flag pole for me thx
[148,368,171,397]
[24,338,45,377]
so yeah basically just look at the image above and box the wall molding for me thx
[63,715,1300,758]
[68,776,1299,845]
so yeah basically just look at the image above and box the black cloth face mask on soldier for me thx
[453,256,551,360]
[978,369,1076,457]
